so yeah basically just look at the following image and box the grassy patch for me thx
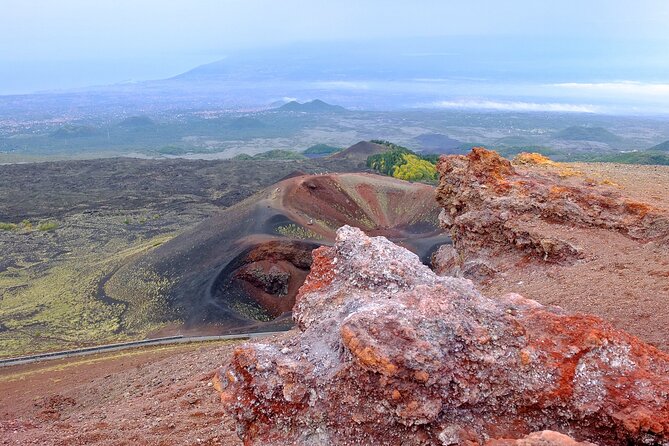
[0,222,17,231]
[37,221,58,231]
[0,234,174,358]
[275,223,323,240]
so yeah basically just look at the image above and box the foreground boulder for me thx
[216,226,669,445]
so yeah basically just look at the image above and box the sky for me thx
[0,0,668,110]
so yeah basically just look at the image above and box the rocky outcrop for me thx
[434,148,669,276]
[216,226,669,445]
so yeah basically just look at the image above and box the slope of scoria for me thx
[434,149,669,351]
[3,154,669,446]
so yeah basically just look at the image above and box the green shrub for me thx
[393,154,438,182]
[0,222,17,231]
[366,141,438,183]
[37,221,58,231]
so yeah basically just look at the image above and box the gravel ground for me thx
[0,334,301,445]
[482,162,669,351]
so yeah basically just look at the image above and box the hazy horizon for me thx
[1,0,669,115]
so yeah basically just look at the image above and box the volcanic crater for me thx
[110,173,447,334]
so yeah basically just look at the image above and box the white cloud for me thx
[427,99,599,113]
[551,81,669,97]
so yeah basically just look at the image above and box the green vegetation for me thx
[370,140,410,152]
[366,141,438,183]
[0,261,125,357]
[649,140,669,151]
[303,143,342,156]
[276,223,323,240]
[573,150,669,165]
[0,234,174,358]
[0,222,17,231]
[228,299,272,322]
[393,154,438,182]
[106,265,176,332]
[0,220,59,232]
[37,221,58,231]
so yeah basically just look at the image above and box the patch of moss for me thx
[0,222,17,231]
[229,299,272,322]
[275,223,323,240]
[37,221,58,231]
[0,233,174,358]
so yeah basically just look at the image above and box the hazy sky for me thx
[1,0,668,94]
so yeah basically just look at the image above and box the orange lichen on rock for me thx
[217,226,669,446]
[513,152,557,166]
[513,152,581,178]
[341,325,398,375]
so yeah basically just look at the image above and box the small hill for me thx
[328,141,388,162]
[412,133,463,154]
[649,140,669,151]
[111,173,444,331]
[50,124,98,138]
[277,99,346,113]
[303,144,342,157]
[117,116,155,128]
[229,116,267,130]
[553,126,622,144]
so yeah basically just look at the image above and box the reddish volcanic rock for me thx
[217,226,669,445]
[486,430,597,446]
[434,147,669,270]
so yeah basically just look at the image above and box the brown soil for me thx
[0,336,300,445]
[480,162,669,351]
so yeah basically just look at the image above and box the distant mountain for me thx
[118,116,154,128]
[243,149,306,160]
[277,99,346,113]
[412,133,463,154]
[303,144,342,157]
[50,124,98,138]
[494,135,541,147]
[553,126,622,144]
[649,140,669,151]
[329,141,388,162]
